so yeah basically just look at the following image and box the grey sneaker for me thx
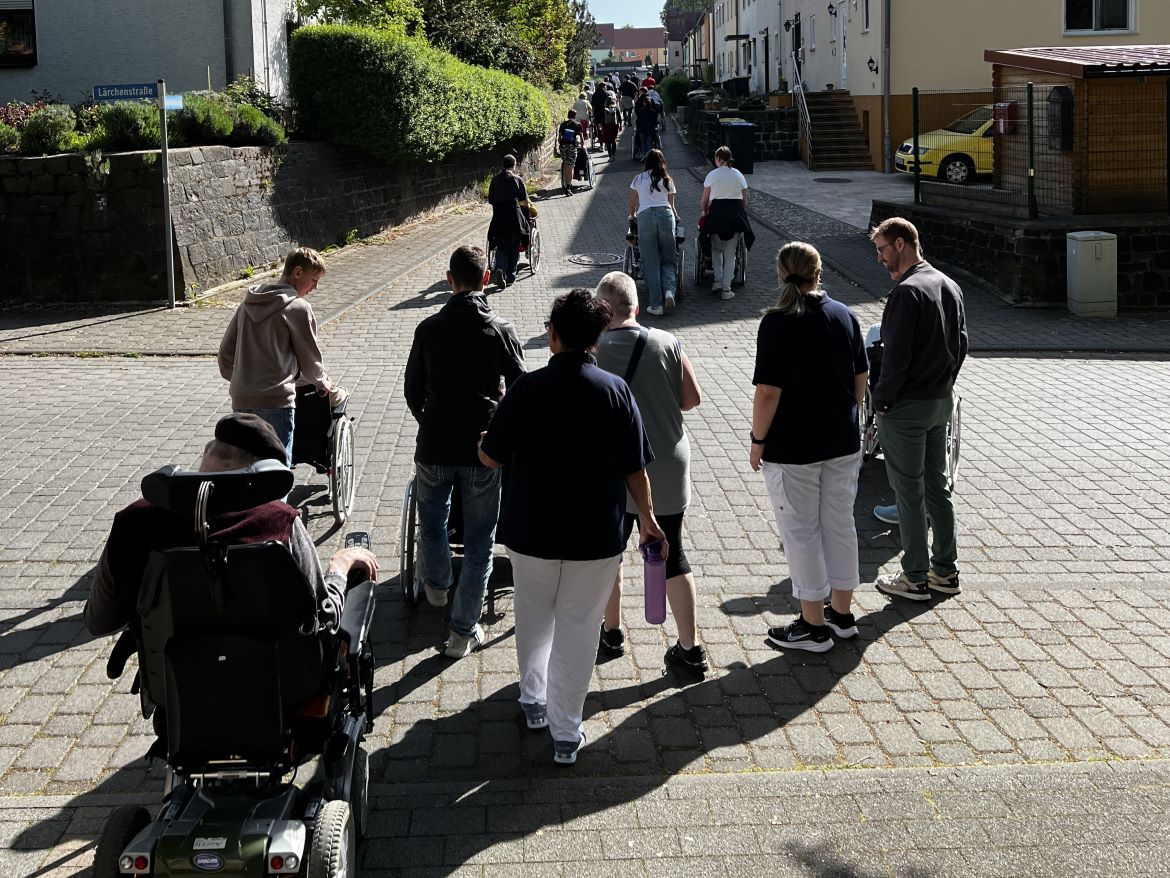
[443,623,484,659]
[720,289,735,300]
[553,730,587,766]
[928,569,961,595]
[424,582,449,608]
[875,571,931,602]
[520,701,549,730]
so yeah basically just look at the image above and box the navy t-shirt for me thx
[752,294,869,465]
[480,351,653,560]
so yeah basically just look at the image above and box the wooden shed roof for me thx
[984,45,1170,78]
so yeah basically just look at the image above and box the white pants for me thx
[762,452,862,602]
[509,549,621,742]
[710,233,739,292]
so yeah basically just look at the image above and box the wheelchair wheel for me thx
[308,800,355,878]
[693,236,704,286]
[330,416,355,526]
[399,479,418,608]
[528,226,542,273]
[623,244,636,279]
[861,386,880,461]
[946,396,962,489]
[675,245,685,298]
[732,236,748,288]
[586,158,595,190]
[350,745,370,840]
[94,805,151,878]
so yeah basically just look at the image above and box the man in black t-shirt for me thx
[619,76,638,126]
[557,111,583,196]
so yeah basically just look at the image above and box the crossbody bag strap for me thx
[623,327,649,385]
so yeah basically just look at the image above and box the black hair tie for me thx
[784,274,805,285]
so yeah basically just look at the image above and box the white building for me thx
[0,0,292,105]
[712,0,783,95]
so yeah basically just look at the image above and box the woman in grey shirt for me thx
[593,271,708,675]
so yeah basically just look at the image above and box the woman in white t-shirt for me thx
[628,149,681,315]
[572,93,592,143]
[700,146,753,300]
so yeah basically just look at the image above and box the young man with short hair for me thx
[405,245,526,658]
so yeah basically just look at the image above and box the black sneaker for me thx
[824,607,858,639]
[767,617,833,653]
[598,624,626,658]
[665,642,709,674]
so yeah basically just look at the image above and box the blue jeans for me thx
[235,406,294,467]
[415,463,501,637]
[637,207,676,310]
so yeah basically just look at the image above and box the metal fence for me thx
[906,82,1170,218]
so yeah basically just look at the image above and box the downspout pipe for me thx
[222,0,236,84]
[881,0,891,172]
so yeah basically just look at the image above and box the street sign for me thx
[92,82,159,103]
[163,94,183,111]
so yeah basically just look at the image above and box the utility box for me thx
[1066,231,1117,317]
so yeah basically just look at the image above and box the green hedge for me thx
[659,72,692,113]
[88,101,161,152]
[20,104,80,156]
[0,122,17,154]
[290,24,550,162]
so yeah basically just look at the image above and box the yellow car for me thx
[895,105,994,184]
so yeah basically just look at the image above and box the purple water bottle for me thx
[641,539,667,625]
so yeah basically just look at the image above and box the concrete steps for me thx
[802,90,873,171]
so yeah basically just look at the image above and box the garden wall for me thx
[0,136,550,303]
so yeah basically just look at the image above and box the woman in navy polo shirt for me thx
[749,242,869,654]
[478,289,666,766]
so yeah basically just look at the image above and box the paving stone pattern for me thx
[1,122,1169,875]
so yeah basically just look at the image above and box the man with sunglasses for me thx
[869,218,968,602]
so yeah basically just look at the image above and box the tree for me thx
[562,0,597,87]
[296,0,424,33]
[422,0,539,79]
[660,0,708,25]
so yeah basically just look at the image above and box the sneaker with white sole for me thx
[873,504,899,525]
[824,607,858,639]
[598,624,626,659]
[520,701,549,730]
[720,289,735,300]
[424,582,449,608]
[553,730,587,765]
[875,571,931,601]
[767,617,833,652]
[443,623,484,659]
[646,305,664,316]
[927,569,961,595]
[664,293,676,313]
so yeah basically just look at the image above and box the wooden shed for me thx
[983,46,1170,215]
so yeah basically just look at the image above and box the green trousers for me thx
[877,395,958,581]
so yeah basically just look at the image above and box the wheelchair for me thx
[487,208,542,282]
[292,385,357,525]
[94,461,376,878]
[861,323,962,489]
[574,145,596,190]
[693,219,747,291]
[399,475,511,618]
[623,215,686,299]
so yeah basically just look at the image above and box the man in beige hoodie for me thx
[218,247,334,466]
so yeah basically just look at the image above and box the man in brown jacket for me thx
[218,247,335,466]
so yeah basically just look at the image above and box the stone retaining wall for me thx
[870,200,1170,309]
[0,136,550,303]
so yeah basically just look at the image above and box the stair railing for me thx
[791,51,813,168]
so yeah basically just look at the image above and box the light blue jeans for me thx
[637,206,677,310]
[415,463,501,637]
[235,406,294,467]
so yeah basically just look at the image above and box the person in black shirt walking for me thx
[487,155,530,288]
[750,242,869,653]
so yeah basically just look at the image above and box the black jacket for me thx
[405,293,526,465]
[873,261,968,412]
[487,171,529,244]
[705,198,756,250]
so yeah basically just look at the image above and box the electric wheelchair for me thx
[94,461,376,878]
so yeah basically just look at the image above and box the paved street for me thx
[1,119,1169,877]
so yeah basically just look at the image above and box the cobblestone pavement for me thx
[1,121,1169,876]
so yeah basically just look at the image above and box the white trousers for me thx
[762,452,862,602]
[509,549,621,743]
[710,233,739,292]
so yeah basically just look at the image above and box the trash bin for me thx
[719,119,755,174]
[1066,231,1117,317]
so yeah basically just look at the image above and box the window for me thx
[862,0,870,31]
[0,4,36,67]
[810,14,817,50]
[1065,0,1132,31]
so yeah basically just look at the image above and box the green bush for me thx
[89,101,161,151]
[175,94,235,145]
[19,104,78,155]
[0,122,18,154]
[290,25,550,162]
[224,74,290,125]
[231,104,287,146]
[659,72,692,113]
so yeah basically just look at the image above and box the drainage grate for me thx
[567,253,624,266]
[813,177,853,184]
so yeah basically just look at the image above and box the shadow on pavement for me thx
[0,567,97,673]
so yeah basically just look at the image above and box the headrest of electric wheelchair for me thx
[140,459,294,514]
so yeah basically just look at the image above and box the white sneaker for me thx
[424,583,449,608]
[646,305,664,316]
[443,624,484,659]
[720,289,735,300]
[875,571,931,602]
[664,293,676,313]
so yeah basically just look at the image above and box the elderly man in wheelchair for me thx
[86,413,379,878]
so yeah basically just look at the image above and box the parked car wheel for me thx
[938,154,975,185]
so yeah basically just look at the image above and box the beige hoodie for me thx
[218,282,330,409]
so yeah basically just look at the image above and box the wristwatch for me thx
[750,432,765,446]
